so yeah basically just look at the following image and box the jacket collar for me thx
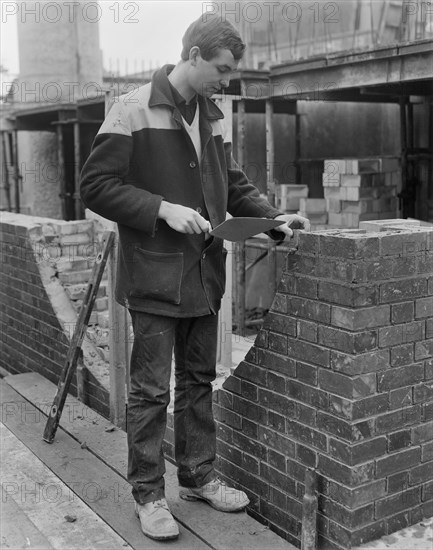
[148,64,224,121]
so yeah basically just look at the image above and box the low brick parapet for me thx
[215,222,433,549]
[0,212,110,417]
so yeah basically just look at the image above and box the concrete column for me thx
[17,0,102,104]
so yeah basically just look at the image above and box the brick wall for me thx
[214,222,433,549]
[0,212,110,418]
[3,212,433,548]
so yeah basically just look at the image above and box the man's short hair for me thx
[181,15,246,62]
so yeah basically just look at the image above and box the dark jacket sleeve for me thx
[80,99,163,236]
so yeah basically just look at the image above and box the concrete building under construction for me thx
[1,0,432,224]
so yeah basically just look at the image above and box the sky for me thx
[0,1,212,79]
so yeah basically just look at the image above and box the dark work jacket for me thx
[80,65,282,317]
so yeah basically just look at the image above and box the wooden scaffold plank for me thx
[2,372,295,550]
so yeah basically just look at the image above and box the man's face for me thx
[189,48,239,97]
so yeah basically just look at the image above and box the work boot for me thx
[135,498,179,540]
[179,477,249,512]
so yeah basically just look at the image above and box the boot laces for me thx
[214,477,227,486]
[153,499,169,510]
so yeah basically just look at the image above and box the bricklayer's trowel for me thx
[209,217,285,241]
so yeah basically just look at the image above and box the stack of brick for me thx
[214,221,433,549]
[275,184,309,214]
[297,198,328,230]
[323,158,400,228]
[43,221,110,360]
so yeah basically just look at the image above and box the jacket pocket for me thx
[130,247,183,305]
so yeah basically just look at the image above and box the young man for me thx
[80,15,309,541]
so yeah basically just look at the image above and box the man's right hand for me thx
[158,201,211,235]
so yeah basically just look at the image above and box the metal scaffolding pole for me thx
[234,98,246,336]
[12,130,20,213]
[73,121,81,220]
[1,131,12,211]
[265,99,275,206]
[56,124,67,220]
[104,90,129,429]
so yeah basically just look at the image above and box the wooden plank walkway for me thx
[1,373,295,550]
[1,424,133,550]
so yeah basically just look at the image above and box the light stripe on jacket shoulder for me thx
[99,84,182,136]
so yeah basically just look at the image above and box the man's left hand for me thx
[273,214,311,239]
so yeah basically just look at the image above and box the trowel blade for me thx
[209,217,285,242]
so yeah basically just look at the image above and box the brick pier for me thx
[215,222,433,549]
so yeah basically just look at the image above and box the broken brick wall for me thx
[214,223,433,549]
[0,212,110,418]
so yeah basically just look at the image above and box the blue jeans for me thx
[127,310,218,504]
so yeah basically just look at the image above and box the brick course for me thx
[216,223,433,548]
